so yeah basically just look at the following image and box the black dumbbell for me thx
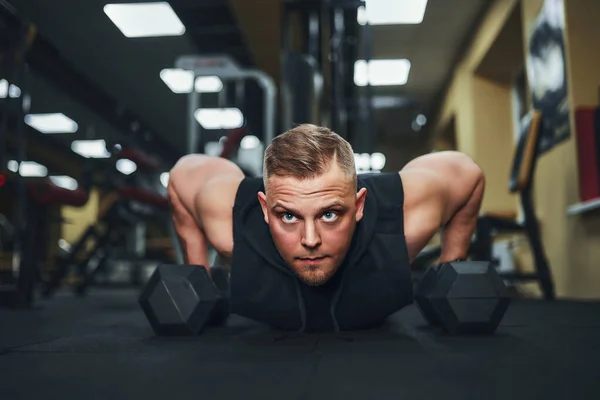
[139,264,230,336]
[414,260,511,335]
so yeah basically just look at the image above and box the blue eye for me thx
[281,213,297,223]
[322,211,338,222]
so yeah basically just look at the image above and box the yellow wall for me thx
[61,189,100,245]
[434,0,521,213]
[433,0,600,299]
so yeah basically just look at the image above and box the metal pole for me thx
[246,70,277,144]
[187,81,200,154]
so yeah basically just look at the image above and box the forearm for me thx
[168,183,210,269]
[175,224,210,268]
[439,174,485,263]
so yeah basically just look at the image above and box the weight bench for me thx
[413,110,555,299]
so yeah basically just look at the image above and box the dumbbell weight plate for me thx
[415,261,512,335]
[139,264,220,336]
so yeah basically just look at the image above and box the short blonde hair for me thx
[263,124,356,189]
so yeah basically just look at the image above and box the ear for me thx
[355,187,367,222]
[257,191,270,224]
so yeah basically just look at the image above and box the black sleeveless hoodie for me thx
[229,172,413,332]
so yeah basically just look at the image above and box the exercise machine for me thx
[175,55,277,155]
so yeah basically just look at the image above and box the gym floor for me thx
[1,290,599,399]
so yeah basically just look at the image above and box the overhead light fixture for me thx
[195,76,223,93]
[71,140,111,158]
[0,79,21,99]
[370,152,386,171]
[50,175,78,191]
[7,160,18,172]
[416,114,427,126]
[116,159,137,175]
[354,153,387,171]
[0,79,7,98]
[194,108,244,130]
[16,161,47,177]
[359,0,428,25]
[354,59,411,86]
[160,69,224,93]
[354,153,372,171]
[9,84,21,98]
[240,135,260,150]
[25,113,78,134]
[160,172,169,188]
[104,2,185,38]
[160,68,193,93]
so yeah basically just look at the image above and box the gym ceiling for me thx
[2,0,492,176]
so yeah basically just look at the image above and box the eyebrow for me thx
[271,202,348,215]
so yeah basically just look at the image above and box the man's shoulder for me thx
[359,172,403,204]
[232,176,264,211]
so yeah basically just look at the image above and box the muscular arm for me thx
[167,181,210,268]
[400,151,485,262]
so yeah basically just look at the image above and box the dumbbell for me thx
[139,264,230,336]
[414,260,511,335]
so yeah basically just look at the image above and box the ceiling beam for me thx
[25,33,181,165]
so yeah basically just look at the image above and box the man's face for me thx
[258,163,367,286]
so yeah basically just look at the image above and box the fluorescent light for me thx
[7,160,18,172]
[360,0,428,25]
[116,159,137,175]
[354,153,371,171]
[103,2,185,38]
[240,135,260,150]
[160,69,224,93]
[18,161,47,177]
[370,153,386,170]
[25,113,78,134]
[71,140,111,158]
[50,175,78,191]
[160,172,169,188]
[354,59,411,86]
[416,114,427,126]
[160,68,193,93]
[9,84,21,98]
[354,153,386,171]
[194,108,244,130]
[1,79,21,98]
[195,76,223,93]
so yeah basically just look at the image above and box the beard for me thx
[293,261,335,287]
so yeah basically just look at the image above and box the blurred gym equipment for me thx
[282,0,375,153]
[175,55,276,155]
[0,9,40,308]
[42,147,171,298]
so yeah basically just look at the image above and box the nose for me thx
[301,221,321,248]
